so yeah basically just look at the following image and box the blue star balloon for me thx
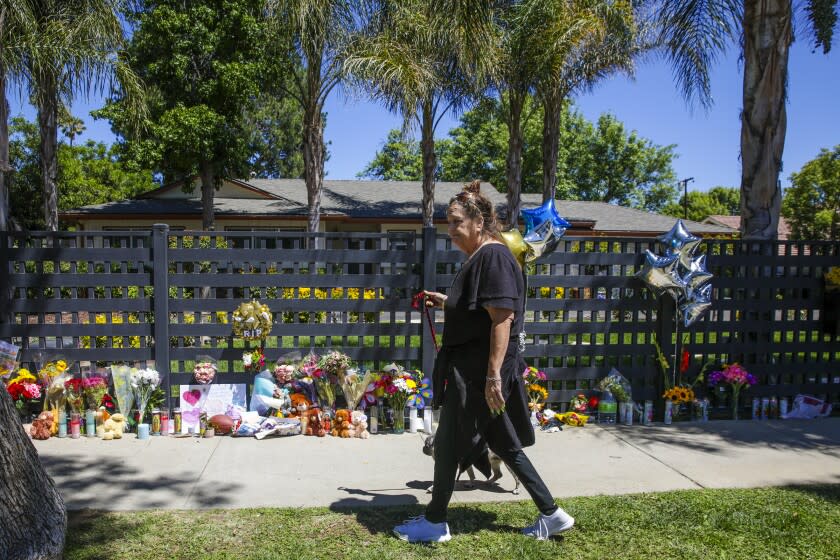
[520,199,571,236]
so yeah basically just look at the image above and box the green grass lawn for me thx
[65,484,840,560]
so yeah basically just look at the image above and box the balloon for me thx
[520,199,571,236]
[658,219,700,264]
[636,250,683,300]
[679,283,713,326]
[681,255,713,291]
[523,219,562,263]
[499,228,528,267]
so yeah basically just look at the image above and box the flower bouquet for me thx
[64,378,85,415]
[5,368,42,421]
[36,355,71,411]
[708,363,756,420]
[243,348,265,374]
[232,299,273,340]
[338,367,373,411]
[381,364,417,433]
[110,365,136,421]
[193,356,217,385]
[130,368,161,426]
[273,352,301,386]
[311,366,337,414]
[0,340,20,380]
[318,351,351,377]
[83,375,109,410]
[523,366,549,411]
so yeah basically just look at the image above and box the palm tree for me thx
[266,0,361,235]
[656,0,838,239]
[345,0,497,226]
[525,0,639,203]
[23,0,144,231]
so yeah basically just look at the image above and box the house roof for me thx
[703,214,791,239]
[61,178,736,236]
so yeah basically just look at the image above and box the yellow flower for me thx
[12,368,36,383]
[56,360,67,372]
[406,379,417,390]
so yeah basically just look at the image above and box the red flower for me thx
[7,381,24,401]
[680,349,690,374]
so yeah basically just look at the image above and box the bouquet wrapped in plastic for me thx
[0,341,20,379]
[193,356,217,385]
[338,367,373,410]
[110,365,136,420]
[130,368,161,425]
[82,374,109,410]
[598,368,632,402]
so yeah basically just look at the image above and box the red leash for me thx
[412,291,439,353]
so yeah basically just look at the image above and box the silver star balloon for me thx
[658,219,701,266]
[681,254,714,292]
[679,283,713,326]
[523,219,562,263]
[636,250,683,300]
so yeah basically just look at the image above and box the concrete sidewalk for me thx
[32,418,840,511]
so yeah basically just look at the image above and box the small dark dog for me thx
[423,435,520,494]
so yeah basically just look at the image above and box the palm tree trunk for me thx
[541,91,561,203]
[739,0,791,239]
[37,75,59,231]
[0,389,67,560]
[0,68,9,232]
[420,96,436,227]
[505,91,526,229]
[199,160,215,231]
[302,100,324,236]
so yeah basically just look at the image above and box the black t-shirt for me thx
[442,242,525,350]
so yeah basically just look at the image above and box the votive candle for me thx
[58,410,67,438]
[85,409,96,437]
[69,412,81,439]
[137,423,150,440]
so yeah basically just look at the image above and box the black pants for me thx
[425,384,557,523]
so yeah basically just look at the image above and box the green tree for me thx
[782,146,840,240]
[8,116,155,230]
[562,113,677,212]
[656,0,838,238]
[358,129,423,181]
[244,92,305,179]
[100,0,264,230]
[662,186,740,222]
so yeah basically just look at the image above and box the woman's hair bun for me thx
[463,180,481,195]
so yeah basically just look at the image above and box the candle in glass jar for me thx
[160,409,170,436]
[70,413,81,439]
[85,409,96,437]
[58,410,68,438]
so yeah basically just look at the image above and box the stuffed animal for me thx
[350,410,369,439]
[288,393,311,417]
[102,413,127,440]
[331,409,352,438]
[30,411,53,440]
[304,409,326,437]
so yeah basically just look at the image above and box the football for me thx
[208,414,234,435]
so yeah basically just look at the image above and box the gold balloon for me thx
[499,228,527,267]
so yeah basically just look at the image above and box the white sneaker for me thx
[393,515,452,543]
[521,509,574,540]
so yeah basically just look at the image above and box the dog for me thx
[423,434,520,494]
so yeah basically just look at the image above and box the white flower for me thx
[243,353,253,367]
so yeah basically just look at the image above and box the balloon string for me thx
[673,298,679,388]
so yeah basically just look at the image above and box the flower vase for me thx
[731,387,741,420]
[392,406,406,434]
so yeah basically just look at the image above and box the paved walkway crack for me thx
[182,438,222,508]
[601,427,707,489]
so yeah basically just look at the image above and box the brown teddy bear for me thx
[331,409,352,438]
[350,410,370,439]
[30,411,53,440]
[304,409,326,437]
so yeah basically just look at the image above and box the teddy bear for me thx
[102,413,127,440]
[29,411,53,440]
[304,409,326,437]
[350,410,370,439]
[331,409,352,438]
[288,393,311,417]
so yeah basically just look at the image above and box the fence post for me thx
[422,226,437,376]
[152,224,171,409]
[0,230,9,326]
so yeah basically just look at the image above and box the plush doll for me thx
[30,411,54,440]
[350,410,369,439]
[288,393,311,417]
[305,409,326,437]
[102,413,127,440]
[331,409,352,438]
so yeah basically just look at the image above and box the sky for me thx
[8,38,840,194]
